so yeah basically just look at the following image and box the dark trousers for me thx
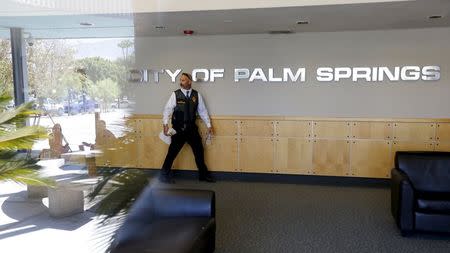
[161,127,209,178]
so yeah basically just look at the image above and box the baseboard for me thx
[103,167,390,188]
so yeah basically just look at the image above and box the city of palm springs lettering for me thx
[128,66,440,83]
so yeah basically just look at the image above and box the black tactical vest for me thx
[172,89,199,131]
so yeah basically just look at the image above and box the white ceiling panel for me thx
[0,0,448,38]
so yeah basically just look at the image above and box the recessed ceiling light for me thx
[428,15,443,19]
[297,20,309,25]
[155,26,166,30]
[79,22,93,26]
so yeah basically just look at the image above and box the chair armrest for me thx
[391,168,415,232]
[151,189,215,218]
[118,188,216,223]
[109,185,154,252]
[120,185,155,223]
[112,188,215,252]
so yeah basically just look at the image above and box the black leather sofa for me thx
[111,188,216,253]
[391,151,450,235]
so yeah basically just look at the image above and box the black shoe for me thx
[159,175,175,184]
[199,174,216,183]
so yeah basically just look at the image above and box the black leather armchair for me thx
[391,151,450,235]
[111,188,216,253]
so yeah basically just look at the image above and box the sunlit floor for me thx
[0,182,106,253]
[0,160,109,253]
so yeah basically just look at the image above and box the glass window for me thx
[28,38,135,152]
[0,29,13,100]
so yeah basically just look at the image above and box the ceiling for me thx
[0,0,449,39]
[0,0,413,16]
[0,14,135,38]
[134,1,450,37]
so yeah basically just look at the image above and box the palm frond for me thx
[0,94,52,187]
[87,168,124,202]
[0,153,38,169]
[0,94,13,110]
[0,102,41,127]
[0,126,48,150]
[88,174,115,201]
[88,169,149,223]
[92,213,126,253]
[0,150,17,160]
[0,169,54,186]
[89,169,151,253]
[0,152,52,186]
[0,160,54,186]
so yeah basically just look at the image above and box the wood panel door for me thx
[136,119,161,137]
[276,121,312,138]
[240,120,274,137]
[274,138,312,174]
[204,137,238,172]
[435,142,450,152]
[351,122,392,140]
[198,119,238,137]
[137,136,168,168]
[393,123,435,142]
[313,121,350,139]
[239,137,274,173]
[312,140,350,176]
[436,123,450,142]
[350,140,391,178]
[172,144,197,171]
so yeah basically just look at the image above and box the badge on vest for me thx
[177,100,186,104]
[192,96,197,103]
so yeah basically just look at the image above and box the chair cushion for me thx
[415,212,450,233]
[113,217,215,253]
[417,198,450,214]
[395,152,450,193]
[416,192,450,214]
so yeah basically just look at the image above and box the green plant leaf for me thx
[0,94,52,187]
[88,169,148,222]
[0,168,54,186]
[0,126,48,150]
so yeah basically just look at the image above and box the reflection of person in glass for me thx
[95,120,116,145]
[81,120,116,150]
[160,72,215,183]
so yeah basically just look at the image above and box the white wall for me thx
[131,27,450,118]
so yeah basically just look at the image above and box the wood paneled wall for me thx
[95,115,450,179]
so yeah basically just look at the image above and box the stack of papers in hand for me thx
[159,128,177,145]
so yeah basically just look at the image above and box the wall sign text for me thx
[128,66,440,83]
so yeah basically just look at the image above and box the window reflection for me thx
[0,29,13,99]
[28,38,135,152]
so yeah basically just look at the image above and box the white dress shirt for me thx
[162,88,211,128]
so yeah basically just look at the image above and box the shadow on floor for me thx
[0,190,94,240]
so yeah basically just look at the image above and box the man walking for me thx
[160,72,215,183]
